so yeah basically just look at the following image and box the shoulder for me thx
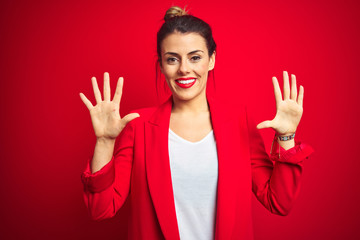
[125,105,158,127]
[116,105,160,143]
[125,98,170,128]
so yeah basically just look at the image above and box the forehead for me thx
[161,32,207,54]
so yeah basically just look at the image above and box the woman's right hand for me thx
[79,72,140,141]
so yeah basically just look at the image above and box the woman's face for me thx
[160,32,215,102]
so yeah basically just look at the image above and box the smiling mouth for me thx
[175,78,197,88]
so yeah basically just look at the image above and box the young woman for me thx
[79,6,314,240]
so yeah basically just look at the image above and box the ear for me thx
[208,51,216,71]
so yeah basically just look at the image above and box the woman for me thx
[80,6,314,240]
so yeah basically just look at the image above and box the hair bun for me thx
[164,6,188,21]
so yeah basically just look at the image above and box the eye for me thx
[166,57,178,64]
[191,56,201,62]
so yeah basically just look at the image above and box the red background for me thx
[1,0,359,239]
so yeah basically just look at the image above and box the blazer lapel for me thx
[145,96,180,240]
[207,95,250,239]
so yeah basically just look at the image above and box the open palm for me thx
[79,72,139,140]
[257,71,304,135]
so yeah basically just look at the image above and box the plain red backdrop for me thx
[1,0,359,239]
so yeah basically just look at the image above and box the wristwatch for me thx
[277,133,295,141]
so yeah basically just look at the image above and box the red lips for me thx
[175,77,196,88]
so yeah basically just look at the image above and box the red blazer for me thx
[81,95,314,240]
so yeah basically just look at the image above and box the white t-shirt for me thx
[168,128,219,240]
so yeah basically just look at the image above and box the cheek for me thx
[195,62,210,76]
[162,65,173,76]
[162,66,179,81]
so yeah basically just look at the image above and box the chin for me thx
[173,94,194,101]
[172,89,206,102]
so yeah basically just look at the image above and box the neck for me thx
[171,91,209,114]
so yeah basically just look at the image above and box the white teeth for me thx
[177,79,196,84]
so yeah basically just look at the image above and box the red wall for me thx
[1,0,359,239]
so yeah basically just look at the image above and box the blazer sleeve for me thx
[245,107,314,216]
[80,118,136,221]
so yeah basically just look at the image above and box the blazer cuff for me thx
[81,156,115,193]
[271,138,314,164]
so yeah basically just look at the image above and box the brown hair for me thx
[157,6,217,63]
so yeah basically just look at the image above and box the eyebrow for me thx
[164,50,204,56]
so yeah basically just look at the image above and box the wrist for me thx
[275,132,296,141]
[277,138,295,150]
[276,131,295,136]
[96,137,116,145]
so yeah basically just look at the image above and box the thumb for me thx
[122,113,140,125]
[256,120,272,130]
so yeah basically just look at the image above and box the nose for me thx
[178,59,190,75]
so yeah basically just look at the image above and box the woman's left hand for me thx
[256,71,304,135]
